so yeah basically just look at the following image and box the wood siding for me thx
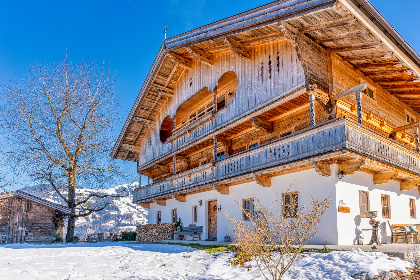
[0,197,64,244]
[139,40,305,166]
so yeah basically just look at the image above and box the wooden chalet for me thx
[0,190,70,244]
[112,0,420,244]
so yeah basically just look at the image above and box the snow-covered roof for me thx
[0,190,71,214]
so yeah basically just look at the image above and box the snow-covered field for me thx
[0,243,413,280]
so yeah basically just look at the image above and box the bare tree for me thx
[228,190,331,280]
[0,57,125,242]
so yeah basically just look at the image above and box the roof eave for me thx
[111,0,337,160]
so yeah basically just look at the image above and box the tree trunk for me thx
[66,214,76,243]
[65,173,76,243]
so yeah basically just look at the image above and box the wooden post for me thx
[356,89,363,124]
[213,85,217,112]
[173,155,176,176]
[327,48,333,98]
[308,91,316,127]
[213,137,218,162]
[415,126,419,152]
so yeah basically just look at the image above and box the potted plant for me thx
[175,218,183,231]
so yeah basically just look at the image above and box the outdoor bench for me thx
[174,226,203,241]
[388,221,419,244]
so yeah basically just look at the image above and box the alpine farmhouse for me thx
[112,0,420,245]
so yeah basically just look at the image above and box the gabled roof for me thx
[0,190,71,214]
[112,0,420,162]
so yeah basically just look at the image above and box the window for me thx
[189,112,196,120]
[363,87,375,100]
[216,95,226,110]
[157,211,161,224]
[216,151,225,161]
[407,114,415,124]
[283,192,298,218]
[200,160,208,166]
[192,206,198,223]
[381,194,390,219]
[243,198,255,220]
[359,191,369,218]
[249,143,258,149]
[171,209,177,223]
[410,198,416,219]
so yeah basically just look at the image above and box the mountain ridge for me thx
[21,183,147,239]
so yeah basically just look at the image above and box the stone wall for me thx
[136,223,175,243]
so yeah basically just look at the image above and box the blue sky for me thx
[1,0,419,188]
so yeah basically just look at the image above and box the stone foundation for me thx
[136,223,175,243]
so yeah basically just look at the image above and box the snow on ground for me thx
[0,243,413,280]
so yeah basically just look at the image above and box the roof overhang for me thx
[112,0,420,162]
[0,190,71,214]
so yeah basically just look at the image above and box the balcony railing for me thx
[133,118,420,202]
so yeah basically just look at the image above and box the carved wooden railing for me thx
[133,118,420,202]
[133,164,213,202]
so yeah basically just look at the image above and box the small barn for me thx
[0,190,70,244]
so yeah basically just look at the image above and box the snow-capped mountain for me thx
[21,183,148,239]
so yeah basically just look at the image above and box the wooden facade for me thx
[112,0,420,206]
[0,191,70,244]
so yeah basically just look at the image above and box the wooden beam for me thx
[315,30,369,44]
[174,194,187,202]
[155,164,170,173]
[373,171,396,185]
[168,51,193,69]
[300,16,355,33]
[151,83,175,94]
[224,36,252,60]
[401,180,418,191]
[391,120,420,133]
[215,136,232,148]
[240,32,284,45]
[312,160,331,177]
[157,89,174,98]
[389,88,420,94]
[333,83,367,101]
[155,199,167,206]
[133,116,154,128]
[331,41,381,53]
[252,174,271,187]
[363,70,413,78]
[353,62,403,70]
[383,86,420,91]
[338,158,365,176]
[139,202,150,209]
[341,52,393,62]
[121,143,140,152]
[250,117,273,133]
[378,81,420,87]
[186,45,214,66]
[214,184,229,195]
[371,76,418,82]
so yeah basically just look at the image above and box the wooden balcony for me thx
[133,118,420,203]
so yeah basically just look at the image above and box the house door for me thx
[208,200,217,240]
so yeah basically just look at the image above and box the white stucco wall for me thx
[147,168,338,244]
[146,165,420,245]
[336,170,420,245]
